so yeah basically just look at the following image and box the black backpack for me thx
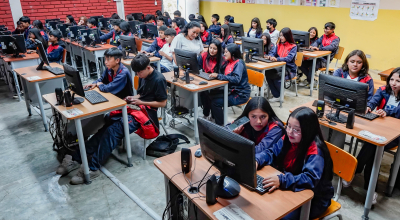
[146,134,190,157]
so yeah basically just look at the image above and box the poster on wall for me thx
[350,0,380,21]
[267,0,274,4]
[247,0,255,3]
[289,0,299,5]
[328,0,340,7]
[304,0,317,6]
[317,0,327,6]
[278,0,285,5]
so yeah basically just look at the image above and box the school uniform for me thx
[221,35,234,49]
[39,30,49,41]
[333,68,374,101]
[247,28,262,38]
[310,37,318,45]
[208,24,221,35]
[264,44,275,56]
[265,41,297,98]
[23,25,33,40]
[356,86,400,190]
[200,31,210,44]
[100,29,132,49]
[239,121,284,153]
[263,29,280,45]
[25,39,37,50]
[211,59,251,125]
[158,42,174,73]
[47,41,66,63]
[145,37,167,59]
[256,138,334,219]
[174,27,181,34]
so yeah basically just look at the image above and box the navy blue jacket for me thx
[93,63,133,100]
[240,121,284,154]
[47,41,65,63]
[368,86,400,118]
[311,33,340,62]
[145,37,166,59]
[221,35,234,49]
[208,24,221,35]
[247,28,262,38]
[100,29,132,49]
[217,59,251,98]
[333,68,374,101]
[26,39,36,50]
[268,41,297,79]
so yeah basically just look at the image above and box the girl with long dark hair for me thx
[261,33,274,56]
[200,22,210,44]
[247,17,262,38]
[32,20,48,41]
[209,44,251,125]
[164,12,172,25]
[308,27,318,45]
[26,28,48,50]
[257,107,334,219]
[66,15,77,25]
[217,24,233,49]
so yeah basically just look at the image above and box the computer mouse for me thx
[195,148,202,158]
[199,81,208,85]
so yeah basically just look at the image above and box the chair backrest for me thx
[334,46,345,60]
[135,38,143,51]
[295,52,304,67]
[247,69,264,88]
[325,141,357,182]
[106,39,111,44]
[61,49,67,64]
[134,75,139,90]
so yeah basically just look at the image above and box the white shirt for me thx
[248,29,257,38]
[263,29,280,45]
[385,93,400,112]
[159,43,173,71]
[171,33,204,56]
[346,75,359,81]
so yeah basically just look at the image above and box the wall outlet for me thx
[366,54,371,58]
[155,0,157,5]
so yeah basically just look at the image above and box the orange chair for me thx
[285,52,304,96]
[318,46,345,73]
[61,49,67,64]
[135,38,143,51]
[313,142,357,220]
[106,39,111,44]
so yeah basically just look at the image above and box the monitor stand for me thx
[122,49,135,60]
[71,92,84,105]
[36,61,48,71]
[326,108,347,124]
[245,53,257,63]
[179,69,194,83]
[12,52,25,58]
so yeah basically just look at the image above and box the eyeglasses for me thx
[285,125,301,136]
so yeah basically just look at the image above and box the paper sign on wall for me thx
[350,0,380,21]
[289,0,299,5]
[328,0,340,7]
[278,0,285,5]
[317,0,327,6]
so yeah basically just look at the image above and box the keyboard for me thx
[299,48,315,52]
[84,90,108,104]
[46,66,64,75]
[355,112,380,120]
[255,175,272,195]
[197,71,216,81]
[252,56,273,63]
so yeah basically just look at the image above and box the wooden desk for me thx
[373,79,385,94]
[235,40,242,45]
[378,68,394,81]
[290,101,400,219]
[245,61,286,107]
[164,71,228,144]
[15,63,65,131]
[302,51,332,96]
[42,88,133,183]
[154,145,314,220]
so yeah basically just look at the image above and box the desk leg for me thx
[157,61,161,73]
[260,70,265,97]
[131,69,137,96]
[325,54,331,74]
[299,199,311,220]
[162,107,166,126]
[34,82,48,132]
[223,84,228,126]
[81,48,88,78]
[11,69,22,102]
[164,176,171,218]
[309,58,317,96]
[95,53,101,79]
[363,146,384,220]
[386,147,400,196]
[279,65,286,108]
[75,118,91,184]
[194,92,199,145]
[70,46,76,68]
[122,106,133,167]
[21,79,31,116]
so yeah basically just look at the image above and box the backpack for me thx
[146,134,190,157]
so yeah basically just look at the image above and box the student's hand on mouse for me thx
[210,73,218,78]
[262,175,280,193]
[232,124,244,134]
[366,107,372,114]
[269,57,277,62]
[376,109,387,117]
[96,82,103,87]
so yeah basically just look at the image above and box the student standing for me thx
[218,24,233,49]
[261,33,274,57]
[156,28,177,73]
[247,17,262,38]
[209,44,251,125]
[143,25,168,59]
[208,14,221,35]
[26,28,48,50]
[47,30,66,63]
[173,10,188,25]
[19,16,32,40]
[32,20,49,41]
[65,15,77,25]
[257,107,334,219]
[171,19,181,34]
[264,28,297,102]
[200,22,210,45]
[263,18,279,45]
[333,50,374,100]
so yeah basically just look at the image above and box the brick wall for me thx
[124,0,162,17]
[0,0,14,29]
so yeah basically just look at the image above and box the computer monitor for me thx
[99,18,111,30]
[79,29,100,47]
[89,28,101,45]
[228,23,244,40]
[63,63,85,104]
[35,40,50,70]
[0,25,5,28]
[48,21,60,31]
[67,26,84,40]
[139,24,147,38]
[57,23,72,38]
[120,35,137,59]
[132,13,144,21]
[0,35,14,54]
[197,117,259,199]
[127,21,139,35]
[175,49,200,81]
[0,27,8,32]
[292,30,310,48]
[319,74,369,123]
[145,24,158,39]
[90,16,104,22]
[242,37,263,63]
[45,18,60,24]
[0,31,11,35]
[10,34,26,57]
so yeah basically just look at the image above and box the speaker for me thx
[174,66,179,79]
[206,174,218,205]
[181,148,192,174]
[55,88,64,105]
[346,109,355,129]
[64,91,73,107]
[316,100,325,118]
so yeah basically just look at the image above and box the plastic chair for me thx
[318,46,345,73]
[313,141,358,220]
[106,39,110,44]
[61,49,67,64]
[135,38,143,51]
[285,52,303,96]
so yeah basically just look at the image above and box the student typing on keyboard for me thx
[46,30,66,63]
[83,48,133,99]
[57,54,167,185]
[344,68,400,200]
[256,107,334,219]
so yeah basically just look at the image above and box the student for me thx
[230,97,284,153]
[333,50,374,100]
[247,17,262,38]
[145,14,156,25]
[143,25,168,59]
[32,20,48,41]
[47,30,66,63]
[87,18,102,37]
[264,28,297,102]
[171,19,181,34]
[164,12,172,25]
[218,24,233,49]
[100,20,132,48]
[157,28,177,73]
[155,10,163,19]
[261,33,274,56]
[78,16,88,26]
[209,44,251,125]
[26,28,48,50]
[58,54,166,184]
[173,10,187,25]
[256,107,334,219]
[156,17,165,29]
[208,14,221,35]
[65,15,77,25]
[344,68,400,204]
[197,15,207,25]
[263,18,279,45]
[309,27,319,45]
[12,21,25,35]
[126,14,134,21]
[300,22,340,88]
[198,39,224,120]
[224,15,234,25]
[83,47,133,99]
[200,22,210,44]
[188,14,196,21]
[19,16,32,40]
[111,13,120,19]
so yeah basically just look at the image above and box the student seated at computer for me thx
[86,17,103,37]
[256,107,334,220]
[261,33,274,57]
[264,28,297,103]
[299,22,339,88]
[100,20,132,49]
[19,16,32,40]
[342,68,400,204]
[77,16,88,27]
[224,15,234,25]
[65,15,77,25]
[46,30,65,63]
[164,12,172,25]
[263,18,279,45]
[217,24,234,49]
[333,50,374,100]
[197,39,224,121]
[111,13,120,19]
[145,14,156,25]
[83,48,133,99]
[209,44,251,126]
[156,28,177,73]
[32,20,49,41]
[200,22,211,45]
[247,17,262,38]
[156,17,166,29]
[126,14,134,22]
[309,27,319,45]
[12,21,25,35]
[173,10,187,25]
[230,97,284,153]
[171,19,181,34]
[142,25,168,58]
[208,14,221,35]
[26,28,48,50]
